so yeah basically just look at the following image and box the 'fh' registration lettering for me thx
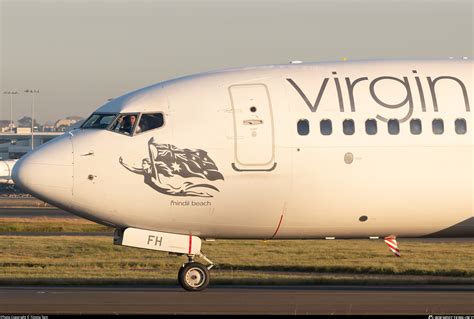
[147,235,163,246]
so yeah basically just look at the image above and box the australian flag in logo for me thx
[119,138,224,197]
[149,138,224,181]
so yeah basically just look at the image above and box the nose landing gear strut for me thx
[114,228,215,291]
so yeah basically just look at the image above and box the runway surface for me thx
[0,285,472,314]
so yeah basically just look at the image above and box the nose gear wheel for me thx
[178,262,210,291]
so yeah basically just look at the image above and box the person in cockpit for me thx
[123,115,137,135]
[114,115,137,135]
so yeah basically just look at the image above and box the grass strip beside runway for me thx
[0,217,112,232]
[0,235,472,285]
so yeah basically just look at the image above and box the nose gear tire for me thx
[178,262,210,291]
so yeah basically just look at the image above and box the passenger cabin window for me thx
[320,119,332,135]
[432,119,444,135]
[388,119,400,135]
[109,113,139,136]
[136,113,165,134]
[410,119,422,135]
[82,113,117,129]
[343,119,355,135]
[455,119,467,135]
[297,119,310,136]
[365,119,377,135]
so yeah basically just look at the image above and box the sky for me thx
[1,0,472,124]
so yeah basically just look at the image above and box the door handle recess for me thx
[243,119,263,125]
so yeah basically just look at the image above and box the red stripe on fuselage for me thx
[270,214,284,239]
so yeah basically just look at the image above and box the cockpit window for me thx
[136,113,164,134]
[109,113,139,136]
[81,113,117,129]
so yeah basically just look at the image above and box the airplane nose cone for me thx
[12,134,74,209]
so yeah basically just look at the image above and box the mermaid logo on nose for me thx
[119,137,224,198]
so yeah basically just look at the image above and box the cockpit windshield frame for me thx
[107,112,166,137]
[81,111,166,137]
[134,112,166,135]
[81,113,118,130]
[107,112,141,137]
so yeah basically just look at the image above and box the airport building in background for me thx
[0,116,83,159]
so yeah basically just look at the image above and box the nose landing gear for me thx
[178,253,215,291]
[114,228,215,291]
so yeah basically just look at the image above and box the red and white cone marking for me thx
[384,235,401,257]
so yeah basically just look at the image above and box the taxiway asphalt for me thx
[0,285,472,315]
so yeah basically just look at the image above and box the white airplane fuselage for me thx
[13,59,474,239]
